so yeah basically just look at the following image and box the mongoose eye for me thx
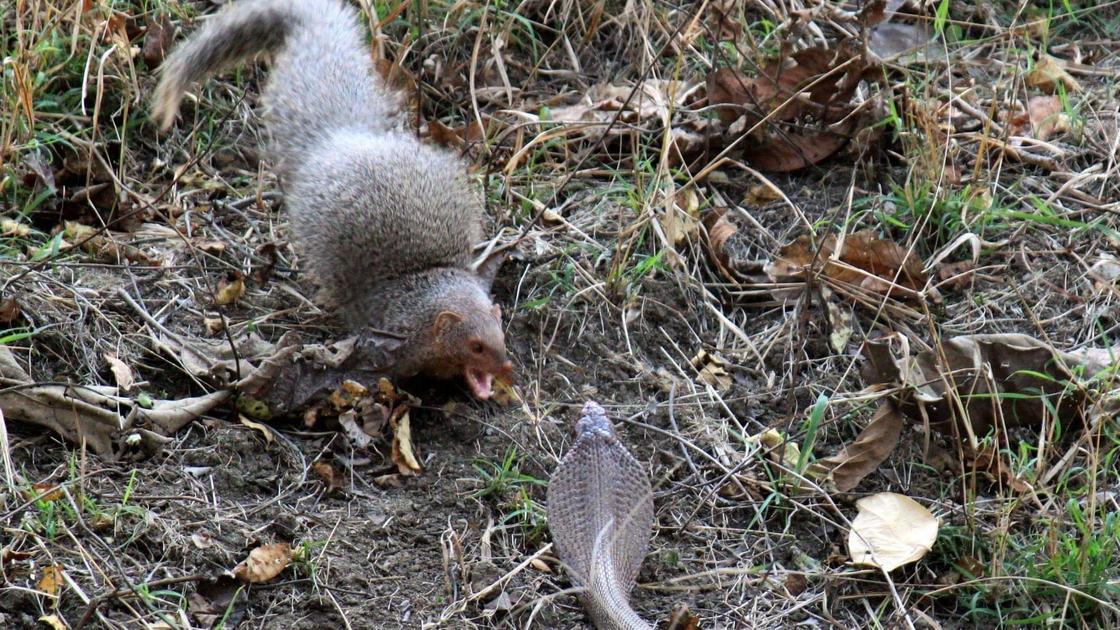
[472,341,485,354]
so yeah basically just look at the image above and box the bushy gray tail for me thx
[152,0,396,160]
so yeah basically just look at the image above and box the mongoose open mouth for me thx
[465,368,494,400]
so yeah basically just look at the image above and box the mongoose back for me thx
[153,0,511,398]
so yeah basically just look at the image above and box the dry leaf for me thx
[239,415,274,443]
[706,48,872,171]
[312,460,346,492]
[338,410,372,449]
[810,399,904,492]
[233,543,291,584]
[691,350,732,392]
[142,14,175,67]
[330,379,370,410]
[390,408,422,475]
[214,271,246,305]
[39,615,68,630]
[1009,95,1070,142]
[709,0,741,41]
[765,230,927,299]
[195,240,226,255]
[38,564,64,596]
[1,218,31,237]
[822,286,854,352]
[862,332,1119,438]
[1026,55,1081,93]
[27,482,64,502]
[751,429,801,471]
[848,492,938,571]
[744,183,783,206]
[104,353,134,392]
[0,297,21,325]
[660,189,701,247]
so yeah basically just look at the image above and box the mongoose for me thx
[152,0,511,399]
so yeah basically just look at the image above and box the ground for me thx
[2,1,1119,629]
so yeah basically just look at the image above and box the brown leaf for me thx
[312,460,346,492]
[766,230,927,298]
[710,0,742,41]
[1024,95,1070,141]
[213,271,246,305]
[742,128,852,172]
[142,14,175,67]
[706,47,873,171]
[233,543,291,584]
[1026,55,1081,93]
[37,564,64,596]
[0,296,22,325]
[691,350,733,392]
[811,399,904,491]
[862,333,1118,438]
[428,118,490,150]
[936,259,976,291]
[969,446,1032,493]
[27,482,64,502]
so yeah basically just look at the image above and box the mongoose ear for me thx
[491,304,502,321]
[432,310,464,339]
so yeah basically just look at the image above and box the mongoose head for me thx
[431,303,511,400]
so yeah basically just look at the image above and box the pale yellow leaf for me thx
[239,415,274,444]
[103,353,134,392]
[391,409,422,475]
[848,492,938,571]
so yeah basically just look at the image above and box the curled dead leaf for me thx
[214,271,246,306]
[862,333,1119,438]
[690,350,732,392]
[390,408,422,475]
[1026,55,1081,93]
[104,352,134,392]
[766,230,928,300]
[810,399,904,492]
[233,543,292,584]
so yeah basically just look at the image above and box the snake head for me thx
[574,400,616,440]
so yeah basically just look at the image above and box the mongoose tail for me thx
[152,0,397,162]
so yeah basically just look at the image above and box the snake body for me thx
[547,401,655,630]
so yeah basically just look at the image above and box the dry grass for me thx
[2,0,1119,628]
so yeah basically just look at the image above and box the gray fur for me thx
[154,0,501,382]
